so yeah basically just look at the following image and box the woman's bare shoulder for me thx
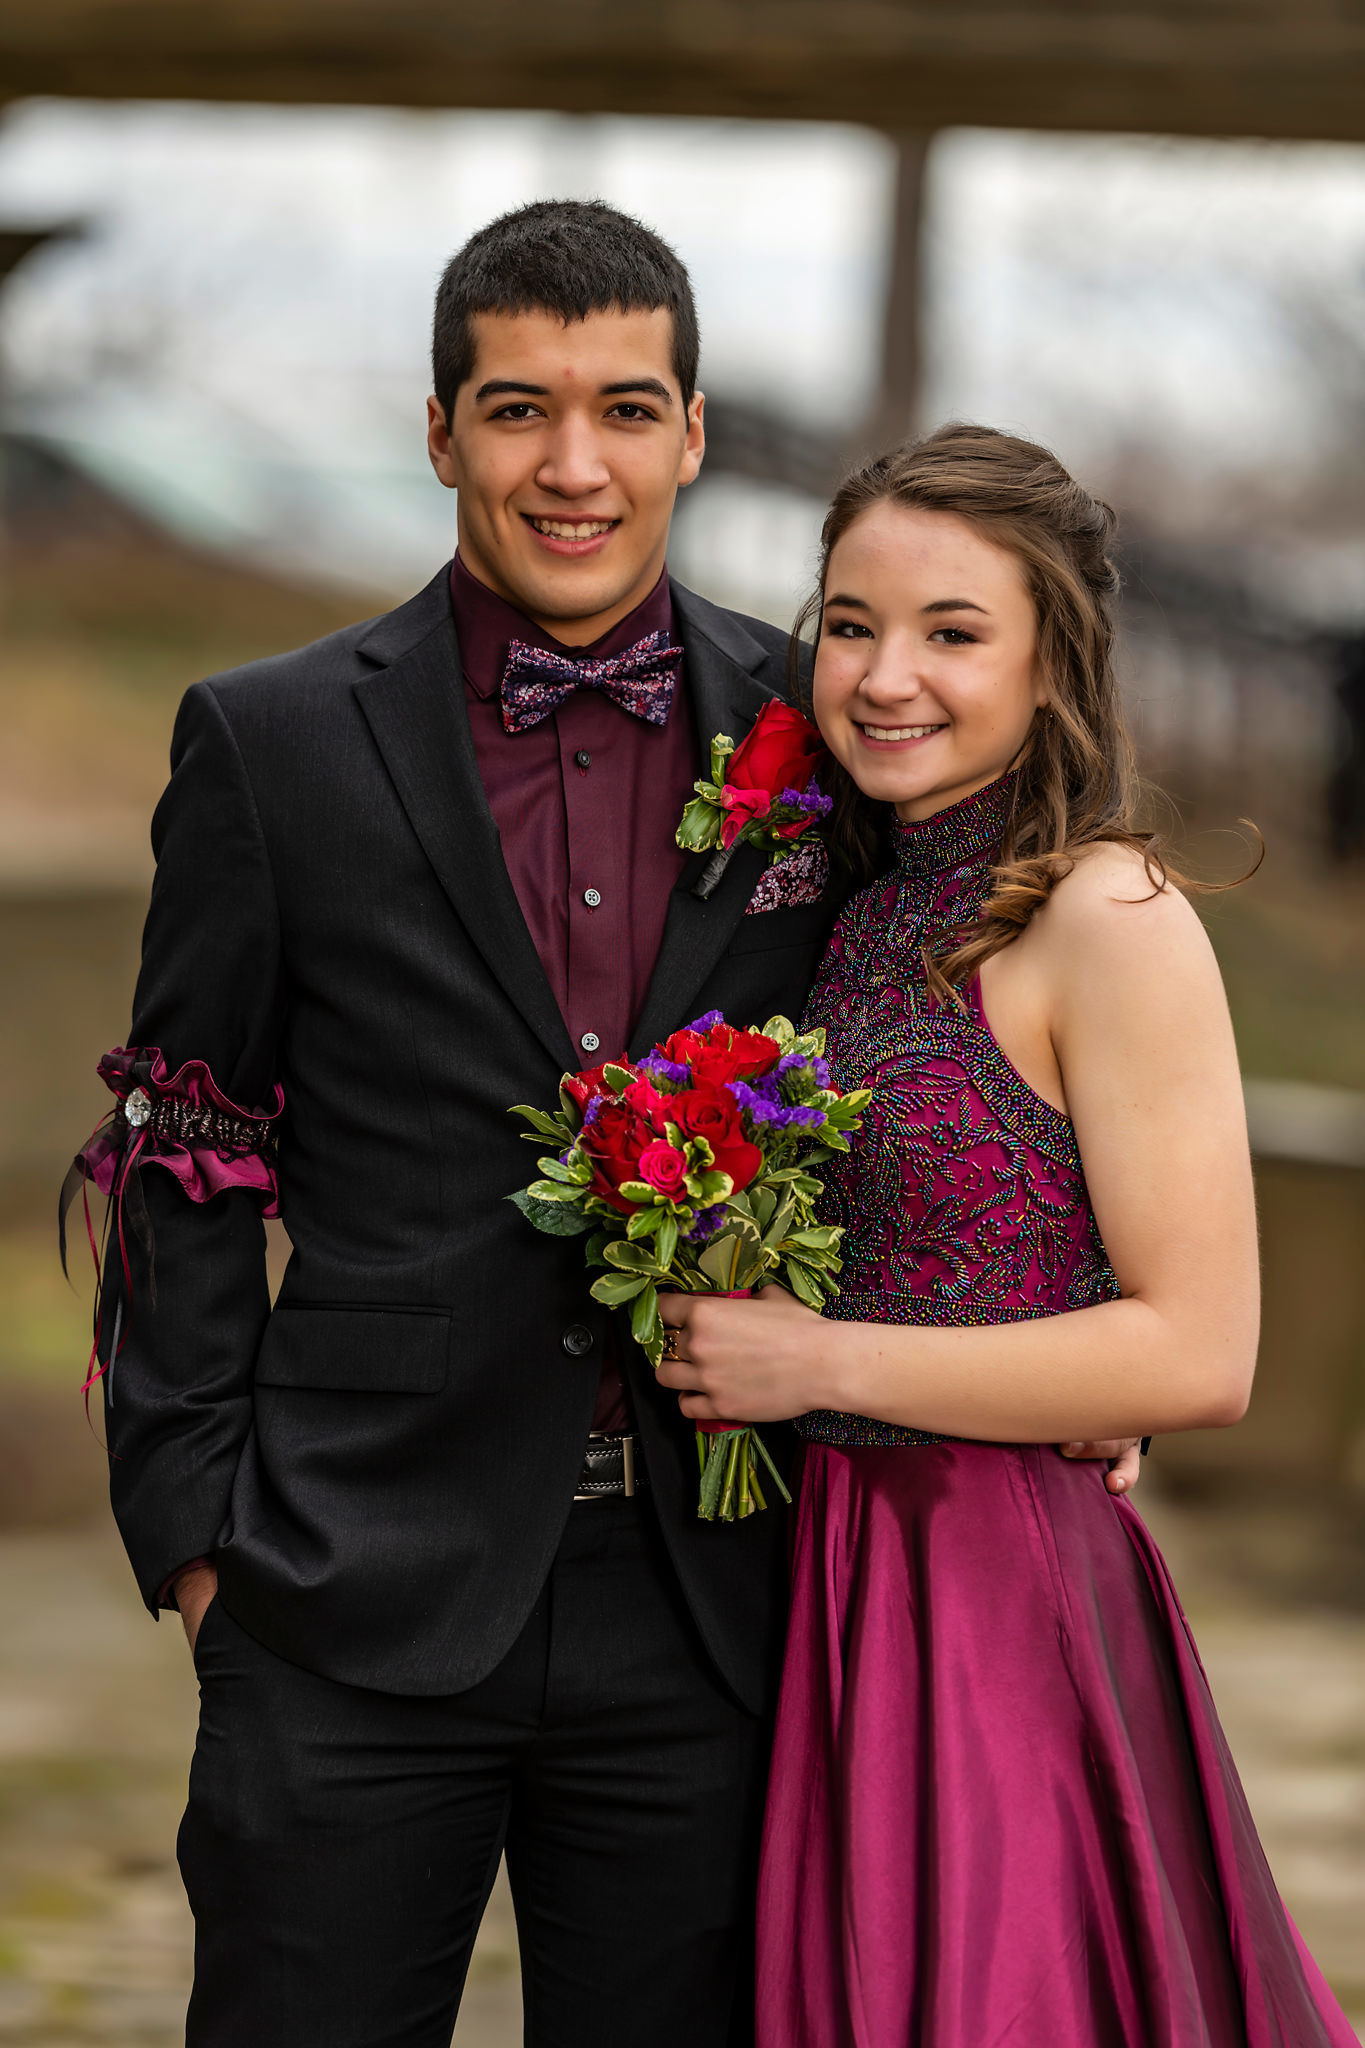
[1036,841,1211,963]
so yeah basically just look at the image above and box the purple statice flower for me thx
[638,1051,691,1087]
[776,1050,831,1089]
[687,1204,728,1245]
[687,1009,726,1033]
[778,783,834,819]
[728,1079,827,1132]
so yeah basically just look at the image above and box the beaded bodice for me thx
[799,774,1118,1448]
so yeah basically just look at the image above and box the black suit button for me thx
[562,1324,595,1359]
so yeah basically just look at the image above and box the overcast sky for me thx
[1,100,1362,612]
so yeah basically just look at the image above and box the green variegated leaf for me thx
[708,732,736,784]
[602,1064,634,1095]
[526,1179,584,1204]
[761,1192,797,1251]
[510,1104,575,1141]
[604,1239,662,1272]
[784,1258,825,1308]
[627,1207,663,1239]
[697,1233,742,1289]
[762,1015,796,1049]
[630,1281,660,1349]
[507,1189,596,1237]
[536,1156,582,1185]
[655,1214,680,1271]
[676,794,721,852]
[590,1272,648,1306]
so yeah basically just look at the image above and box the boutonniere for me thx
[676,702,832,900]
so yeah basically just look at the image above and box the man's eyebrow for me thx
[600,378,673,403]
[474,379,549,403]
[923,598,988,615]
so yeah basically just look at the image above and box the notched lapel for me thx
[629,585,784,1057]
[353,600,576,1076]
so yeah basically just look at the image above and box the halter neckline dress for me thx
[755,774,1355,2048]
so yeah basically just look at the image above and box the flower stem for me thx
[692,844,736,900]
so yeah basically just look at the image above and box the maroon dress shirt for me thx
[449,553,700,1432]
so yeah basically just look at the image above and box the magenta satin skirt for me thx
[756,1441,1357,2047]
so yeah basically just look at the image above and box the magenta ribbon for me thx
[61,1046,283,1416]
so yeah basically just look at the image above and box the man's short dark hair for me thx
[432,199,700,423]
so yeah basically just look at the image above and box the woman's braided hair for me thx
[790,422,1215,1000]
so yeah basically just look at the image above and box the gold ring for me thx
[662,1329,681,1362]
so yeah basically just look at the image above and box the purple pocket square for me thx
[744,836,830,914]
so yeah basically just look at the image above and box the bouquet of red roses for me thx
[510,1013,869,1522]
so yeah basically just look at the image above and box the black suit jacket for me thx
[104,566,840,1709]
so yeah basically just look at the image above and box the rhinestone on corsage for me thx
[123,1087,152,1129]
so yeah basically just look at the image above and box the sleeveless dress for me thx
[754,775,1356,2048]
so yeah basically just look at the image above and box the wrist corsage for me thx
[677,701,832,899]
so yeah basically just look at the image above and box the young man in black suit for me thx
[86,199,1136,2046]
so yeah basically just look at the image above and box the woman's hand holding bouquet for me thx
[509,1013,869,1521]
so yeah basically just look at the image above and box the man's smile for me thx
[521,513,621,556]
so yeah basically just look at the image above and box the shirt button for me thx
[583,887,602,908]
[575,750,591,769]
[580,1031,600,1053]
[562,1323,595,1359]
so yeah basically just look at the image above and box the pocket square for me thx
[744,836,830,914]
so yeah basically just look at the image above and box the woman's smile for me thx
[855,719,949,747]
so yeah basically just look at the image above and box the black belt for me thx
[575,1432,646,1501]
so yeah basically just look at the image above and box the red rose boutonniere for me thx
[676,702,832,900]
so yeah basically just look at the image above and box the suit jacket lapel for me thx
[628,582,785,1059]
[352,569,577,1076]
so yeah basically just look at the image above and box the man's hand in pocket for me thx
[172,1562,219,1652]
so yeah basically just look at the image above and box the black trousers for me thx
[179,1498,770,2048]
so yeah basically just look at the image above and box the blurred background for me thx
[1,4,1364,2043]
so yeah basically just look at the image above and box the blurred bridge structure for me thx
[1,2,1363,140]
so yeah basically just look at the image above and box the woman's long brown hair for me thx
[790,423,1250,999]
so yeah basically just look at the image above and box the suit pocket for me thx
[254,1304,449,1394]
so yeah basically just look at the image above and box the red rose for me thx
[637,1141,689,1199]
[773,813,816,842]
[668,1085,762,1195]
[562,1058,632,1119]
[579,1096,659,1214]
[623,1076,674,1129]
[658,1022,782,1089]
[726,702,823,802]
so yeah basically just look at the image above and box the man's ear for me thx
[427,394,458,491]
[679,389,706,489]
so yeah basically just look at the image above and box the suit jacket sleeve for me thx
[102,678,284,1614]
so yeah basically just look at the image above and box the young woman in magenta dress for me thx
[658,426,1356,2046]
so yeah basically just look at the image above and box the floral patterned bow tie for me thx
[499,630,683,734]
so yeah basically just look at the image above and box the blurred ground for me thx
[0,1498,1360,2047]
[0,1527,522,2045]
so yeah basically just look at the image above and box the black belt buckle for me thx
[574,1432,644,1501]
